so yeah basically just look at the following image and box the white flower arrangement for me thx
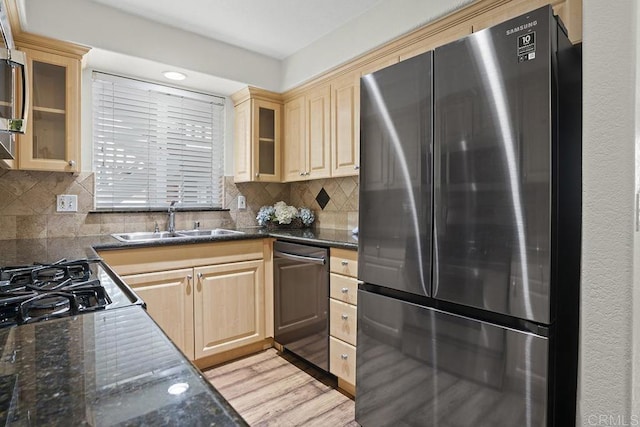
[256,201,315,228]
[273,201,298,225]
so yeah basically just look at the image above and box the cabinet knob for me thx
[187,275,193,281]
[341,314,349,320]
[197,272,203,279]
[340,354,349,360]
[305,172,310,176]
[341,287,349,293]
[68,160,76,167]
[299,172,305,176]
[354,165,360,170]
[255,173,260,178]
[341,260,349,266]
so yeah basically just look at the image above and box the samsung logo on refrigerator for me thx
[506,20,538,35]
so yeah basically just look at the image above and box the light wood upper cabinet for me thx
[121,268,195,357]
[305,84,331,180]
[398,24,472,61]
[15,45,85,172]
[283,95,306,181]
[232,87,282,183]
[233,100,252,182]
[283,84,331,182]
[359,55,399,77]
[194,260,265,359]
[331,72,360,177]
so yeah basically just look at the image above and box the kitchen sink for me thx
[175,228,244,237]
[111,228,244,242]
[111,231,183,242]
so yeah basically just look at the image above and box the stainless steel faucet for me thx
[168,201,178,233]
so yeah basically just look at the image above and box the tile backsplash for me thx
[225,175,359,231]
[0,169,359,240]
[290,176,359,231]
[0,169,233,240]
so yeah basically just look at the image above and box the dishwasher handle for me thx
[274,250,326,265]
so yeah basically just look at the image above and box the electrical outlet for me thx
[57,194,78,212]
[237,195,247,210]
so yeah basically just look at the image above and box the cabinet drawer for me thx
[330,299,357,346]
[330,273,359,305]
[330,248,358,277]
[330,336,356,385]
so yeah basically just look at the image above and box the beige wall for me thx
[0,170,358,240]
[580,0,640,422]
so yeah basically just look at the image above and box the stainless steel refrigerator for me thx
[356,6,581,426]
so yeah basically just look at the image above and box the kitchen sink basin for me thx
[176,228,244,237]
[111,228,244,242]
[111,231,183,242]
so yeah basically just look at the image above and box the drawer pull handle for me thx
[341,260,349,266]
[341,314,349,320]
[341,354,348,360]
[341,287,349,293]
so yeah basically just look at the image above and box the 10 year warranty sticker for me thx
[518,32,536,62]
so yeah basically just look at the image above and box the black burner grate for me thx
[0,259,111,327]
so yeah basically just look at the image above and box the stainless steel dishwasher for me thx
[273,240,329,370]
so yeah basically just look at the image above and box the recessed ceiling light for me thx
[163,71,187,81]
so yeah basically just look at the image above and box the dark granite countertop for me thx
[0,305,246,426]
[263,228,358,250]
[0,228,357,266]
[93,228,267,252]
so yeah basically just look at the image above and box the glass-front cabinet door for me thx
[253,100,280,181]
[18,47,81,172]
[232,87,282,183]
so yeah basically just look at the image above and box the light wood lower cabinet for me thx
[329,336,356,386]
[194,260,264,359]
[329,248,359,396]
[121,268,195,357]
[99,239,273,366]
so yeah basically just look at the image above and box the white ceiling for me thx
[16,0,473,93]
[86,0,386,60]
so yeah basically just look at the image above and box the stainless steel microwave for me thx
[0,0,28,159]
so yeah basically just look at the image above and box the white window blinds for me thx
[92,72,225,210]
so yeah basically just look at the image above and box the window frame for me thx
[92,71,226,212]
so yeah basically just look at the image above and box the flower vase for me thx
[265,218,304,230]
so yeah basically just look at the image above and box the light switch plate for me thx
[238,195,247,210]
[57,194,78,212]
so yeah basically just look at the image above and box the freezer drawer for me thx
[356,290,548,427]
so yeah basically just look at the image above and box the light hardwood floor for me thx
[203,348,358,426]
